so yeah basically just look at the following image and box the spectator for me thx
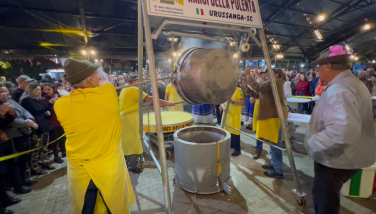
[367,68,375,79]
[289,70,296,81]
[308,73,316,81]
[357,70,372,93]
[0,84,39,195]
[56,83,69,96]
[20,82,62,165]
[41,84,66,159]
[0,103,21,214]
[284,75,292,98]
[165,82,183,111]
[44,75,53,84]
[12,75,35,103]
[310,72,320,96]
[3,81,16,95]
[295,75,310,113]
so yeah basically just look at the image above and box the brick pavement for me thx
[5,125,376,214]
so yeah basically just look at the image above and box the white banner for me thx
[146,0,263,28]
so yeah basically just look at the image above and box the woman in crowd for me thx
[20,82,63,166]
[221,84,244,156]
[41,84,66,158]
[295,74,310,113]
[56,82,69,96]
[165,82,183,111]
[284,75,292,98]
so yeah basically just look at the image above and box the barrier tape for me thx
[0,134,66,162]
[292,96,313,99]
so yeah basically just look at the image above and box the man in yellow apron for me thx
[221,87,243,156]
[55,58,135,214]
[165,82,184,111]
[120,74,174,173]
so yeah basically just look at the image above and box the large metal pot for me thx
[174,48,238,105]
[173,126,231,194]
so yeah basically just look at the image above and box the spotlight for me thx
[372,60,375,63]
[301,63,305,67]
[364,24,370,30]
[173,52,177,57]
[90,50,95,55]
[81,50,87,55]
[276,54,284,59]
[233,53,238,58]
[319,15,325,21]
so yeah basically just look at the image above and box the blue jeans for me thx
[270,125,283,174]
[255,140,263,152]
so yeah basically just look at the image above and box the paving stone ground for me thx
[6,122,376,214]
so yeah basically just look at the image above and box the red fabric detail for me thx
[143,95,148,102]
[295,80,310,96]
[315,79,326,96]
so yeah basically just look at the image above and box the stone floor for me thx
[6,122,376,214]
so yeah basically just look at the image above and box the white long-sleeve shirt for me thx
[283,81,292,98]
[305,69,376,169]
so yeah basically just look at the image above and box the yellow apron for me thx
[252,99,259,131]
[54,84,135,214]
[223,87,243,135]
[165,84,183,111]
[119,86,147,155]
[256,118,280,144]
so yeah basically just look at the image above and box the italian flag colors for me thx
[341,166,376,198]
[196,8,204,15]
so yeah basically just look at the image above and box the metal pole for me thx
[138,0,144,142]
[115,76,170,90]
[141,0,172,213]
[79,3,89,60]
[258,29,304,198]
[220,32,249,128]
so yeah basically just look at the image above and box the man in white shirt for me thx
[307,45,376,214]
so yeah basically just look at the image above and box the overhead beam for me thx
[263,0,302,29]
[268,21,334,32]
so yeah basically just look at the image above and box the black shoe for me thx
[3,197,21,207]
[41,163,55,170]
[231,151,241,156]
[264,170,283,179]
[129,167,143,174]
[253,150,262,159]
[13,186,31,194]
[261,164,274,170]
[24,179,37,186]
[54,157,64,164]
[0,208,14,214]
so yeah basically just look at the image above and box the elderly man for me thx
[357,70,372,93]
[307,45,376,214]
[54,58,135,214]
[11,75,35,103]
[120,74,174,173]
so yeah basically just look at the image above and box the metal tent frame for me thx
[136,0,307,213]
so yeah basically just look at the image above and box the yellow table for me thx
[143,111,194,133]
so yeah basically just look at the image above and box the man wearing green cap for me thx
[54,58,135,214]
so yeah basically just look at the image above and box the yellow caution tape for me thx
[0,134,65,162]
[217,142,222,192]
[292,95,313,99]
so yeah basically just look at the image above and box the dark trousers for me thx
[215,105,222,124]
[12,135,31,183]
[82,180,112,214]
[50,126,66,154]
[0,174,10,207]
[230,134,241,153]
[312,162,359,214]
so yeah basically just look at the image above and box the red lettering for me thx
[231,0,235,9]
[211,0,216,6]
[251,1,256,13]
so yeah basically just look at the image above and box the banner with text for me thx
[146,0,263,28]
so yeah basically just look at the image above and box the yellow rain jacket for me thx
[119,86,147,155]
[165,84,183,111]
[223,87,243,135]
[54,84,135,214]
